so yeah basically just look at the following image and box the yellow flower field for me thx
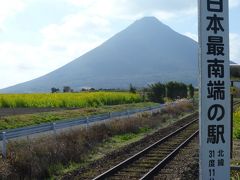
[0,92,141,108]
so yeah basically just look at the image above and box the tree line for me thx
[51,82,195,104]
[138,81,194,103]
[51,86,97,93]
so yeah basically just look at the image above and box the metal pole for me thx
[2,132,6,159]
[52,122,57,136]
[231,81,233,159]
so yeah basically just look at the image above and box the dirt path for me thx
[0,107,77,117]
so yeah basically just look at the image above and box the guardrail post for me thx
[86,117,89,129]
[157,104,162,114]
[52,122,57,136]
[150,106,153,116]
[2,132,7,159]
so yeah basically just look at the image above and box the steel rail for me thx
[140,130,199,179]
[93,119,198,180]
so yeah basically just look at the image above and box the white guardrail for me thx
[0,102,177,158]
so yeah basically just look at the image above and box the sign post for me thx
[199,0,230,179]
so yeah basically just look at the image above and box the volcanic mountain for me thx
[0,17,198,93]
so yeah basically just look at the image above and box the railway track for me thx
[93,119,199,180]
[91,101,240,179]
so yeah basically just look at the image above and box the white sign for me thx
[199,0,230,179]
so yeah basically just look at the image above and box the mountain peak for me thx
[122,16,173,37]
[134,16,162,26]
[138,16,160,23]
[0,17,198,93]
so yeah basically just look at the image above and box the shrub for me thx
[3,101,194,178]
[147,82,165,103]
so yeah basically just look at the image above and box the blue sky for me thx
[0,0,239,89]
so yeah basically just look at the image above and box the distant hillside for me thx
[0,16,199,93]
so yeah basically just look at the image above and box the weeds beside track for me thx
[64,112,198,179]
[93,119,198,180]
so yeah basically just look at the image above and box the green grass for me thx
[231,104,240,179]
[112,133,139,142]
[2,100,195,178]
[53,112,194,179]
[0,102,157,130]
[49,162,81,178]
[110,127,151,143]
[0,92,141,108]
[53,128,153,178]
[233,108,240,139]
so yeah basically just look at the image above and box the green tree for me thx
[179,82,188,98]
[63,86,72,93]
[188,84,194,98]
[147,82,165,103]
[166,81,188,99]
[129,83,137,94]
[51,87,60,93]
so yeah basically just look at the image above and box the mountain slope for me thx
[0,17,198,93]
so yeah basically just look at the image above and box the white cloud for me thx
[230,0,240,8]
[65,0,197,19]
[0,40,99,88]
[127,0,196,13]
[184,32,198,42]
[40,12,111,62]
[0,0,28,29]
[0,42,42,88]
[0,0,117,88]
[0,0,240,89]
[230,33,240,63]
[152,11,177,21]
[0,15,111,88]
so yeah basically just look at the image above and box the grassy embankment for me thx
[0,100,195,179]
[233,108,240,139]
[0,102,157,130]
[0,92,151,130]
[231,105,240,179]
